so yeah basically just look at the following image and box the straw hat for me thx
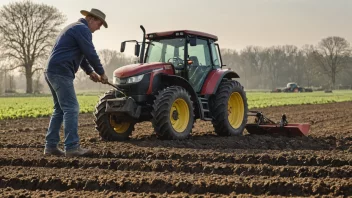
[80,8,108,28]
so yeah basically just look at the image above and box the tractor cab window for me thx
[146,41,163,62]
[187,39,211,66]
[210,40,221,68]
[145,38,185,67]
[187,38,213,92]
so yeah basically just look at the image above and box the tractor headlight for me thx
[113,76,120,84]
[126,74,144,84]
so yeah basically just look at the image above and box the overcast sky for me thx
[0,0,351,56]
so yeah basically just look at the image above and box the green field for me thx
[247,90,352,108]
[0,91,352,120]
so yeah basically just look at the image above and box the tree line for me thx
[221,40,352,90]
[0,1,351,93]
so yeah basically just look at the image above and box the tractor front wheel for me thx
[211,81,248,136]
[152,86,194,140]
[94,90,135,141]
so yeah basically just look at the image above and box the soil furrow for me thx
[1,134,350,151]
[0,188,263,198]
[0,148,351,167]
[0,157,351,178]
[0,167,350,196]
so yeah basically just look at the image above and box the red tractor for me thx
[94,26,310,141]
[94,26,248,140]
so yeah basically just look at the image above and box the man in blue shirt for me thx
[44,8,109,157]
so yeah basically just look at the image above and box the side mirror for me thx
[190,37,197,46]
[134,43,140,57]
[120,42,126,52]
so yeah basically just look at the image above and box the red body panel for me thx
[114,62,173,78]
[146,67,174,94]
[200,69,230,95]
[149,30,218,41]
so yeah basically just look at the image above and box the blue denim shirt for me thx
[46,18,104,78]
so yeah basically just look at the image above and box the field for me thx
[1,90,352,120]
[0,92,351,197]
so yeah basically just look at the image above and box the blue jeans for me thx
[45,72,80,151]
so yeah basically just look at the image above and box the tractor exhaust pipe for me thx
[139,25,146,64]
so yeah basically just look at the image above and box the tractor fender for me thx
[151,73,202,119]
[200,69,240,95]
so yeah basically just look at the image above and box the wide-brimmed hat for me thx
[80,8,108,28]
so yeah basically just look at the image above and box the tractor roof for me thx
[147,30,218,41]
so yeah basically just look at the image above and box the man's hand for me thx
[100,73,108,84]
[89,71,101,82]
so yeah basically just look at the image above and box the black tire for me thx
[211,81,248,136]
[94,90,135,141]
[151,86,194,140]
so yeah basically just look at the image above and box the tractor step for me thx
[198,96,212,121]
[245,111,310,136]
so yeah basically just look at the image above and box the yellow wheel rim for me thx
[109,116,130,134]
[228,92,244,129]
[170,98,190,133]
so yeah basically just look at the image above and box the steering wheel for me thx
[167,57,184,69]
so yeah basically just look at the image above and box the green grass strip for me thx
[0,90,351,120]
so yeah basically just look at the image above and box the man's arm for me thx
[80,58,94,75]
[74,26,105,75]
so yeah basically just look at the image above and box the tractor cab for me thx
[121,29,224,93]
[145,31,223,92]
[287,82,298,90]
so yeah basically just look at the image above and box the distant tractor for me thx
[272,82,313,93]
[94,26,248,140]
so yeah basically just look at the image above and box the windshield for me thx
[145,38,185,65]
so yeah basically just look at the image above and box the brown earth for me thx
[0,102,351,197]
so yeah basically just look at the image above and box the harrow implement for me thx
[245,111,310,136]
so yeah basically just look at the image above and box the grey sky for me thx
[0,0,351,56]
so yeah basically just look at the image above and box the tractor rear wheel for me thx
[94,90,135,141]
[211,81,248,136]
[152,86,194,140]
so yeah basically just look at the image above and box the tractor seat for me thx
[188,56,212,92]
[189,56,199,66]
[188,56,200,79]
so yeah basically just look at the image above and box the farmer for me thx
[44,8,109,157]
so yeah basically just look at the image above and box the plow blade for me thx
[246,123,310,136]
[245,111,310,137]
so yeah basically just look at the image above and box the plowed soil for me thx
[0,102,351,197]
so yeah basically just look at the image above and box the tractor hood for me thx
[113,62,173,78]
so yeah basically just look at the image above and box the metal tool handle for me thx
[106,81,119,89]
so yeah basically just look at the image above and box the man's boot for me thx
[65,147,93,157]
[44,147,65,156]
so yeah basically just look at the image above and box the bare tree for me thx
[220,49,241,71]
[313,36,352,88]
[240,46,268,89]
[280,45,297,83]
[0,0,66,93]
[220,49,244,85]
[265,46,286,89]
[301,45,321,87]
[101,49,135,76]
[0,65,4,94]
[0,57,17,93]
[99,49,118,67]
[33,70,43,94]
